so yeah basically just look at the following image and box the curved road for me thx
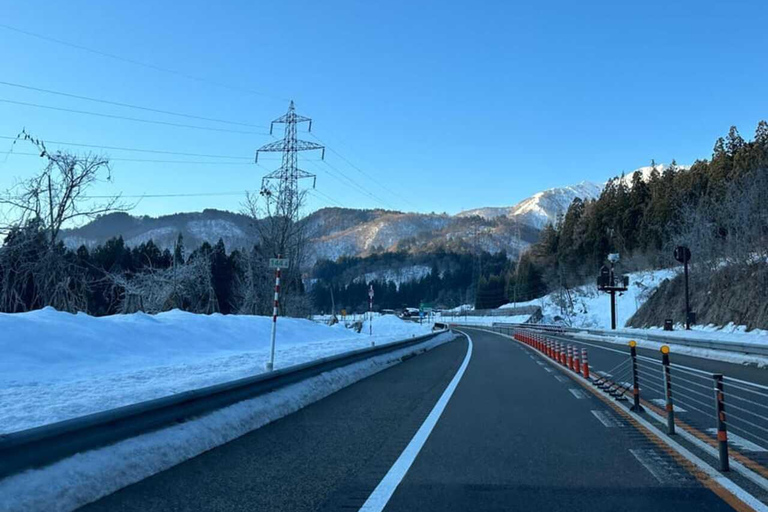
[81,328,743,511]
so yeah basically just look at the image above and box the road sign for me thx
[674,246,691,264]
[269,258,290,269]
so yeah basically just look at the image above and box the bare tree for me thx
[240,188,312,316]
[0,131,130,312]
[110,256,217,314]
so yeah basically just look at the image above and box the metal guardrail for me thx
[441,305,541,319]
[483,322,768,357]
[0,330,449,479]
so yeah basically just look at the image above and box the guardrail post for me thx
[629,341,644,412]
[572,348,579,373]
[581,349,589,379]
[713,374,729,471]
[661,345,675,434]
[567,345,573,369]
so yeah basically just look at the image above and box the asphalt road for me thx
[527,329,768,469]
[80,329,741,511]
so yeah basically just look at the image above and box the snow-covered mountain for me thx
[62,164,680,264]
[457,181,603,229]
[615,163,687,188]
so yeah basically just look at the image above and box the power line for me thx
[2,150,314,165]
[0,81,269,129]
[316,159,398,210]
[0,22,288,102]
[83,191,250,199]
[0,98,268,135]
[0,135,251,160]
[310,132,419,210]
[308,188,344,208]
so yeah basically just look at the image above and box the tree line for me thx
[514,121,768,305]
[0,131,310,317]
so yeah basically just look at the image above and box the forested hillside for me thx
[517,122,768,328]
[310,250,512,313]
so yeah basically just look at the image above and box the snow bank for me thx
[573,333,768,368]
[498,268,678,329]
[0,332,456,512]
[0,308,434,434]
[439,314,532,326]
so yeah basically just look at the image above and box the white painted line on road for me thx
[569,388,587,399]
[543,367,553,373]
[610,392,768,510]
[554,375,568,383]
[358,330,474,512]
[590,410,623,428]
[629,448,673,484]
[705,428,768,453]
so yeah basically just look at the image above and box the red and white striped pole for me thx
[368,284,374,345]
[266,255,282,371]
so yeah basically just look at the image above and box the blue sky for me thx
[1,0,767,218]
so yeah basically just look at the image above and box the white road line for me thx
[358,330,474,512]
[613,392,768,510]
[569,388,587,399]
[554,375,569,383]
[629,448,669,483]
[543,367,553,373]
[591,410,623,428]
[705,428,768,453]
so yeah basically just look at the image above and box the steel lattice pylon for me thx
[255,101,325,220]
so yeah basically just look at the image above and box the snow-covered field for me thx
[0,308,434,434]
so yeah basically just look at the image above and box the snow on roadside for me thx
[572,333,768,368]
[497,268,678,329]
[0,308,433,434]
[0,332,457,512]
[439,314,532,326]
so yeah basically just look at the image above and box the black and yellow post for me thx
[629,341,644,412]
[713,374,729,471]
[661,345,675,434]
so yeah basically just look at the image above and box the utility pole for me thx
[256,101,325,371]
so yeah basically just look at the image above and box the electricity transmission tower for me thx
[255,101,325,222]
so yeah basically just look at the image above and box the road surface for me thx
[80,328,742,511]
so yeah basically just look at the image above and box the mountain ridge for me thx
[62,165,669,262]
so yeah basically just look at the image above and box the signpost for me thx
[597,253,628,330]
[674,246,693,330]
[266,256,290,371]
[368,285,374,343]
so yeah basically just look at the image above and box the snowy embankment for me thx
[499,268,678,329]
[1,330,456,512]
[0,308,434,434]
[492,267,768,365]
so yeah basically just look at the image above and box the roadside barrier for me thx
[0,330,450,479]
[581,348,589,379]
